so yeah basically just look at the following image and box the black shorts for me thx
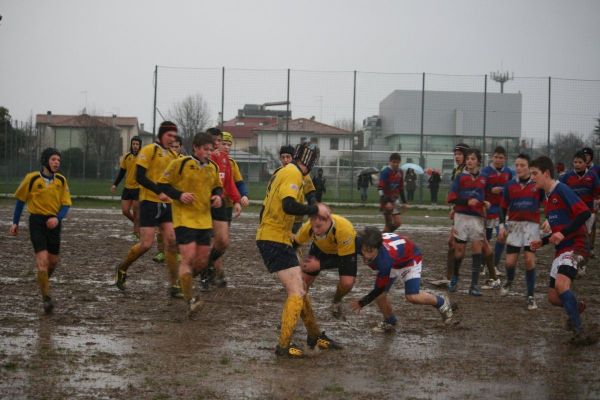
[549,265,578,288]
[307,243,358,277]
[506,244,532,254]
[29,214,61,255]
[211,203,229,222]
[139,200,172,227]
[121,188,140,201]
[256,240,299,273]
[175,227,212,245]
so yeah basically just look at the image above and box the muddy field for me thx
[1,204,599,399]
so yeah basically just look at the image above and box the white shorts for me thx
[453,213,485,242]
[485,217,499,230]
[550,251,582,280]
[506,221,541,249]
[390,261,422,284]
[585,213,595,234]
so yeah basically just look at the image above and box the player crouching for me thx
[351,227,453,332]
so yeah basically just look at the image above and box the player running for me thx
[111,136,142,238]
[10,148,72,313]
[378,152,408,233]
[256,142,339,358]
[529,156,594,344]
[294,210,358,320]
[114,121,181,298]
[447,148,489,296]
[350,227,453,332]
[158,132,223,315]
[497,154,544,309]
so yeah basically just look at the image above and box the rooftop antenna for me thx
[490,70,514,93]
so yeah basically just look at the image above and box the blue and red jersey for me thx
[481,165,514,219]
[447,171,487,217]
[501,178,544,223]
[378,166,404,200]
[544,182,589,256]
[365,232,422,291]
[587,163,600,179]
[558,169,600,210]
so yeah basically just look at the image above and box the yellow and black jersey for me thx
[158,156,222,229]
[119,152,140,189]
[14,172,72,216]
[451,164,466,181]
[256,163,304,245]
[294,214,356,256]
[136,143,177,203]
[295,174,316,223]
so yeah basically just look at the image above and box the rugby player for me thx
[378,153,407,233]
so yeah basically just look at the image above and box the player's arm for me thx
[282,197,318,216]
[136,165,161,195]
[560,209,591,237]
[112,168,126,189]
[356,263,392,308]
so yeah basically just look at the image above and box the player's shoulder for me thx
[54,172,68,185]
[228,157,238,166]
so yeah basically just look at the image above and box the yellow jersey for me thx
[14,172,72,216]
[256,163,305,245]
[294,214,356,256]
[119,152,140,189]
[225,158,244,207]
[136,143,177,203]
[158,156,222,229]
[295,174,316,223]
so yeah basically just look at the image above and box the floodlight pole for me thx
[419,72,425,202]
[152,65,158,140]
[351,70,356,201]
[490,70,513,93]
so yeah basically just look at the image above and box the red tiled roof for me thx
[36,114,138,128]
[256,118,350,135]
[221,116,278,139]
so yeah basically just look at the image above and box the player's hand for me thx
[467,198,480,207]
[529,240,543,251]
[240,196,249,207]
[315,203,330,219]
[110,185,116,193]
[497,225,507,242]
[233,202,242,218]
[350,300,362,314]
[210,195,222,208]
[180,192,194,204]
[9,224,18,236]
[541,220,551,234]
[549,232,564,245]
[46,217,59,229]
[483,201,491,210]
[301,256,320,274]
[491,187,503,194]
[158,193,171,202]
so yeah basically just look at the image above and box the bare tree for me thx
[551,132,589,166]
[169,94,212,151]
[332,118,357,132]
[82,114,120,178]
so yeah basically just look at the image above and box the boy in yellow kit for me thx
[111,136,142,237]
[158,132,223,315]
[10,148,72,314]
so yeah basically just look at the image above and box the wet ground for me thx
[1,205,599,399]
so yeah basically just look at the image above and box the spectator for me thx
[357,173,373,204]
[313,168,327,202]
[429,169,441,204]
[405,168,417,201]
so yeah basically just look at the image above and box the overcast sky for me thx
[1,0,599,142]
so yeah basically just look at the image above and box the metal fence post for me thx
[351,70,357,202]
[483,74,488,164]
[152,65,158,140]
[221,67,225,128]
[286,68,290,144]
[419,72,426,203]
[547,76,551,157]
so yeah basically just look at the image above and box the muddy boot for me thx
[42,296,54,314]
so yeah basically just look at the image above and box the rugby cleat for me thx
[275,343,304,358]
[500,282,512,297]
[213,270,227,288]
[448,276,459,293]
[438,296,454,324]
[115,267,127,291]
[330,302,345,320]
[527,296,538,310]
[169,284,184,299]
[42,296,54,314]
[468,285,482,297]
[307,331,343,350]
[372,321,396,333]
[187,297,204,316]
[152,251,165,263]
[481,278,501,290]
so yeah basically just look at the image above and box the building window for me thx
[330,138,339,150]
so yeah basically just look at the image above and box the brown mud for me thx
[1,207,599,399]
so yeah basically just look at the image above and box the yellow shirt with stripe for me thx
[136,143,177,203]
[295,214,356,256]
[158,156,222,229]
[256,163,305,245]
[225,158,244,207]
[14,172,72,216]
[295,174,316,223]
[119,152,140,189]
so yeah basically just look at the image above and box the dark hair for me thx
[192,132,214,148]
[279,145,295,156]
[573,150,587,162]
[515,153,531,165]
[493,146,506,156]
[158,121,177,139]
[41,147,61,169]
[389,153,401,162]
[130,136,142,153]
[360,226,383,249]
[173,135,183,145]
[556,162,565,172]
[582,147,594,159]
[206,127,222,137]
[453,143,470,155]
[531,156,555,179]
[465,148,482,164]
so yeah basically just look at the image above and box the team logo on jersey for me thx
[290,184,299,191]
